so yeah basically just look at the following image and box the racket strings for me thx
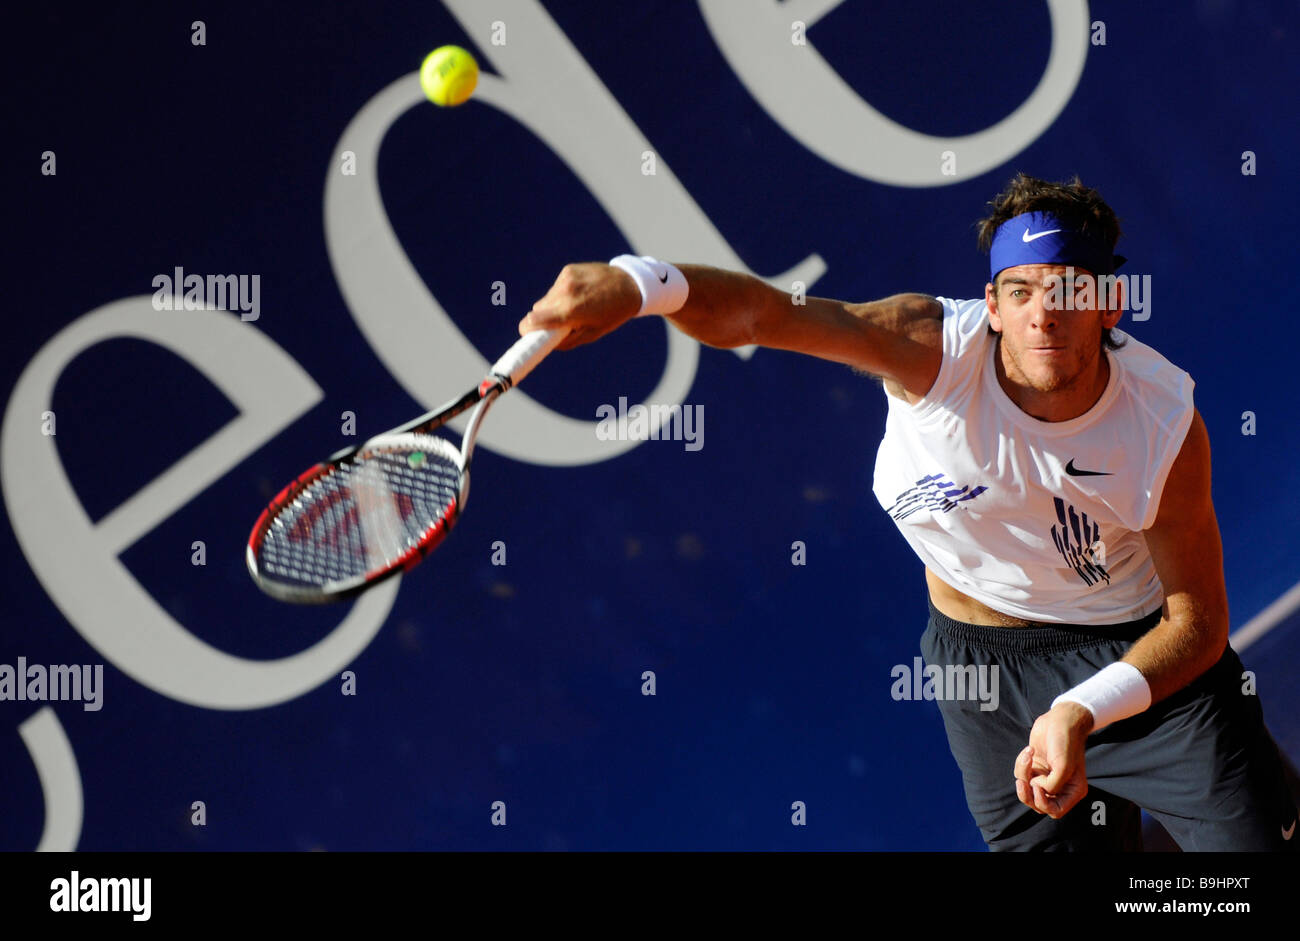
[257,439,462,590]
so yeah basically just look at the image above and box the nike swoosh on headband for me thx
[1022,227,1063,243]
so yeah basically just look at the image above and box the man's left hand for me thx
[1013,702,1094,818]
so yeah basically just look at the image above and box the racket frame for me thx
[246,327,563,604]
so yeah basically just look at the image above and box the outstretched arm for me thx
[518,261,943,398]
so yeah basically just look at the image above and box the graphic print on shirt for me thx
[1051,496,1111,585]
[887,473,988,520]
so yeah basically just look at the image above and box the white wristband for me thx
[608,254,689,317]
[1051,662,1151,732]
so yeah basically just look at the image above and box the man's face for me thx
[985,264,1123,395]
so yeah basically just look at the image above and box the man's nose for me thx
[1030,290,1060,328]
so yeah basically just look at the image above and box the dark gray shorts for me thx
[921,599,1298,851]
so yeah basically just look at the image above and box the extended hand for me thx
[1013,702,1094,819]
[518,263,642,350]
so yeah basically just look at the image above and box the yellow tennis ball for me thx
[420,45,478,107]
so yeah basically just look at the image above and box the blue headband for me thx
[989,211,1125,281]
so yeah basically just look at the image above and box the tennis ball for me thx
[420,45,478,107]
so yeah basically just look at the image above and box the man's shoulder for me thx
[934,297,992,338]
[932,297,993,364]
[1110,329,1194,387]
[936,296,990,321]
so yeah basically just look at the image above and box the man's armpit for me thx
[849,365,896,394]
[849,364,884,381]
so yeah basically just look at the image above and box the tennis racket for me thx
[247,327,567,603]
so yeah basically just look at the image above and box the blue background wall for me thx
[3,0,1298,851]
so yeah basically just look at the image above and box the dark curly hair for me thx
[976,173,1126,351]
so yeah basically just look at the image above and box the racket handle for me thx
[489,328,568,388]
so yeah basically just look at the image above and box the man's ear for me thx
[985,281,1003,332]
[1102,276,1124,329]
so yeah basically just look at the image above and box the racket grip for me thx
[489,328,568,388]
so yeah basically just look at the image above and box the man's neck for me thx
[995,338,1110,422]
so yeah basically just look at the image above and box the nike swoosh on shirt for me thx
[1022,227,1063,242]
[657,270,668,283]
[1065,459,1113,477]
[1284,819,1297,841]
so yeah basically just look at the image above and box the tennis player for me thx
[520,174,1297,851]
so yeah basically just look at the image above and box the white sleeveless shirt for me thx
[872,297,1195,625]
